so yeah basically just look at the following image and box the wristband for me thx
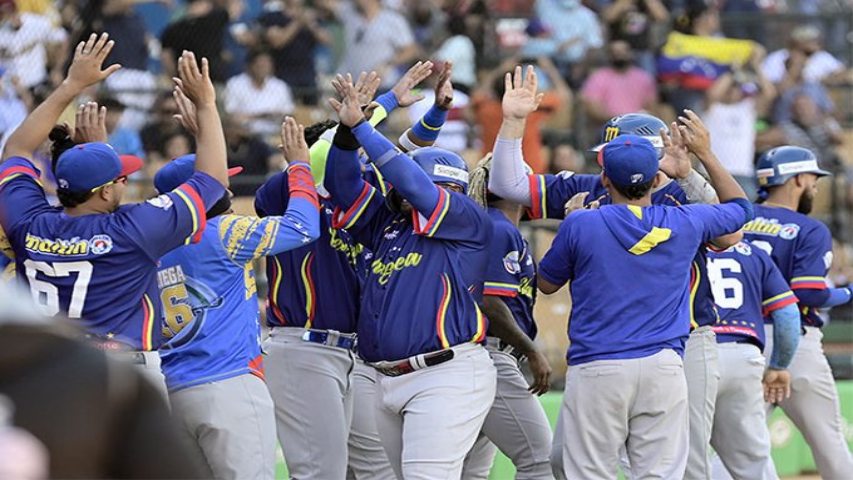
[411,104,447,142]
[333,124,360,151]
[374,91,399,115]
[398,131,421,152]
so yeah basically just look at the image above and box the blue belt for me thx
[301,329,357,351]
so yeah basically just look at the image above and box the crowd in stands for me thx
[0,0,850,242]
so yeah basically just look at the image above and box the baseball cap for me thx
[154,154,242,194]
[791,25,820,42]
[600,135,659,188]
[55,142,143,193]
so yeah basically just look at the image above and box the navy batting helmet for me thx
[755,146,830,188]
[591,113,668,158]
[410,147,470,193]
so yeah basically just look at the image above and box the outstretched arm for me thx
[399,61,453,151]
[3,33,121,161]
[488,66,544,206]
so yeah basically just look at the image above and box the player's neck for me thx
[494,200,522,226]
[763,192,797,211]
[64,204,112,217]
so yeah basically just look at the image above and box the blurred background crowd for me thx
[0,0,851,374]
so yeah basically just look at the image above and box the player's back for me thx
[16,208,163,350]
[550,201,747,364]
[157,214,265,392]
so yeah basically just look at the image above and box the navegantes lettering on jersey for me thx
[25,234,96,256]
[519,276,534,299]
[371,252,423,285]
[742,217,800,240]
[329,227,363,264]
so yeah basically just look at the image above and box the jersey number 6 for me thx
[706,257,744,310]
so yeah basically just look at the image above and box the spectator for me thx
[95,0,159,131]
[140,92,182,163]
[703,48,776,200]
[762,25,850,89]
[0,72,31,153]
[224,49,294,138]
[757,93,843,168]
[335,0,418,89]
[408,0,445,53]
[160,0,231,82]
[433,15,476,94]
[472,57,571,173]
[99,97,145,159]
[0,0,68,89]
[222,116,278,196]
[534,0,603,86]
[600,0,669,74]
[254,0,332,105]
[772,81,834,124]
[548,142,587,174]
[580,39,657,127]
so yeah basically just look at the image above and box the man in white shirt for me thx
[224,49,295,138]
[762,25,849,87]
[0,3,67,89]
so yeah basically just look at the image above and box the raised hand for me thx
[172,87,199,137]
[659,122,692,179]
[434,61,454,110]
[391,61,433,107]
[563,191,590,217]
[280,116,309,165]
[354,71,382,106]
[72,101,108,143]
[173,51,216,107]
[329,74,366,128]
[763,369,791,404]
[65,33,122,90]
[502,65,544,121]
[677,109,712,157]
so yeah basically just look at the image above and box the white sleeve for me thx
[488,137,532,206]
[676,169,719,205]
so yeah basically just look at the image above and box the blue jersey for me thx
[742,205,833,327]
[334,183,492,362]
[527,171,718,328]
[539,202,749,365]
[707,242,797,350]
[0,157,224,350]
[482,207,537,339]
[256,171,364,333]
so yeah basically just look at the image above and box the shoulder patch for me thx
[146,194,174,210]
[503,250,521,274]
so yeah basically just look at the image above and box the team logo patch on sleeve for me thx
[147,194,174,210]
[503,251,521,274]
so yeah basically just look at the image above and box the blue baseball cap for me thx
[55,142,143,193]
[600,135,659,188]
[154,154,242,194]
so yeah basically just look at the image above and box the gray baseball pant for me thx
[763,325,853,479]
[553,348,689,480]
[710,342,776,480]
[263,327,355,480]
[461,434,497,479]
[374,343,496,480]
[347,357,396,480]
[462,345,554,479]
[684,326,720,480]
[169,373,276,480]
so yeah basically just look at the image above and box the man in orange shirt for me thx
[472,57,571,173]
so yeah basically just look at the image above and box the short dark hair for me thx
[612,179,655,200]
[57,188,95,208]
[304,120,338,146]
[246,48,272,66]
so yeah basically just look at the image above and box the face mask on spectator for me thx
[611,58,631,70]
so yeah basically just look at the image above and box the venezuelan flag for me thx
[658,32,754,90]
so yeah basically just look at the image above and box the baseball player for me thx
[325,75,496,479]
[488,66,737,479]
[254,63,446,480]
[706,241,801,479]
[742,145,853,479]
[537,132,752,479]
[460,154,554,480]
[0,40,227,388]
[153,107,320,479]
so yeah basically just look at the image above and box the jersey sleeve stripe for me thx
[790,276,827,290]
[762,291,798,315]
[483,287,519,298]
[688,262,700,330]
[628,227,672,255]
[301,253,317,329]
[174,185,206,244]
[527,174,545,220]
[435,274,452,349]
[332,183,376,230]
[0,165,40,186]
[373,166,389,196]
[269,257,288,325]
[471,304,487,343]
[420,189,451,237]
[141,293,155,351]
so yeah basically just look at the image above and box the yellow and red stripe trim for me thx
[332,183,375,230]
[174,184,207,244]
[527,174,546,220]
[688,262,700,330]
[790,276,827,290]
[141,293,155,351]
[301,253,316,329]
[269,257,287,325]
[435,274,452,349]
[0,164,41,188]
[414,188,451,237]
[483,281,520,298]
[762,290,798,316]
[471,303,487,343]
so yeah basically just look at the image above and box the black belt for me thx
[371,348,455,377]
